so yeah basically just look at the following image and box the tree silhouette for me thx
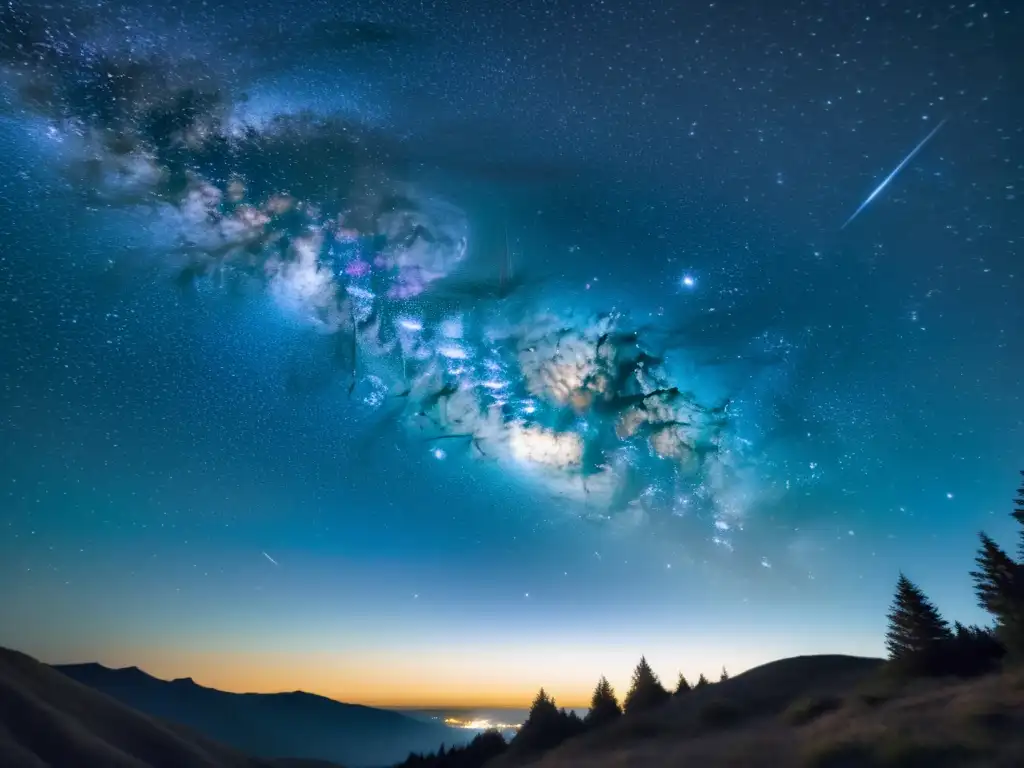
[558,708,586,740]
[1013,470,1024,560]
[694,673,710,689]
[510,689,583,755]
[584,676,621,730]
[525,688,559,727]
[971,533,1019,613]
[971,531,1024,658]
[885,573,952,672]
[461,730,508,764]
[622,656,670,715]
[719,666,729,682]
[946,621,1005,676]
[674,673,691,695]
[396,730,507,768]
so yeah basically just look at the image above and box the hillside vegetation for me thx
[510,660,1024,768]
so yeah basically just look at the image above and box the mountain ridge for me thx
[55,661,395,712]
[53,659,466,767]
[0,645,331,768]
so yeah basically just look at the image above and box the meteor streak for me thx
[262,551,279,566]
[841,118,947,230]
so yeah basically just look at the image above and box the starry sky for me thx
[0,0,1022,709]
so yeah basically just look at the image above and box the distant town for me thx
[443,716,521,732]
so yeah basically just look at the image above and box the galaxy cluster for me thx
[0,5,768,543]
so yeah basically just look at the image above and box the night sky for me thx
[0,0,1021,708]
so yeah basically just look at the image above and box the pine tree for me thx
[695,673,709,689]
[674,672,691,695]
[1013,470,1024,560]
[512,688,564,754]
[884,573,952,669]
[622,656,670,715]
[971,532,1024,657]
[525,688,559,724]
[971,533,1019,614]
[947,621,1005,676]
[719,666,729,682]
[585,676,621,729]
[559,708,586,739]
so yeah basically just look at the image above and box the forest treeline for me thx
[394,658,727,768]
[883,470,1024,677]
[395,471,1024,768]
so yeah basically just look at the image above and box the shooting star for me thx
[262,551,278,566]
[841,118,948,230]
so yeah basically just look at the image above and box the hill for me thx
[54,660,464,768]
[0,645,338,768]
[494,654,1024,768]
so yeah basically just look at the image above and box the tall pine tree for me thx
[694,673,709,689]
[622,656,670,715]
[971,534,1019,615]
[585,676,621,729]
[674,673,691,696]
[512,689,565,754]
[525,688,559,725]
[719,666,729,682]
[971,531,1024,658]
[885,573,952,669]
[1013,470,1024,560]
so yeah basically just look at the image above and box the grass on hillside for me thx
[501,659,1024,768]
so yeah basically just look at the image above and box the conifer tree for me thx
[559,707,586,739]
[525,688,559,724]
[947,621,1005,676]
[971,533,1019,614]
[1013,470,1024,560]
[674,672,691,695]
[719,666,729,682]
[513,688,563,753]
[695,673,709,689]
[884,573,952,666]
[622,656,670,715]
[971,532,1024,657]
[585,676,621,729]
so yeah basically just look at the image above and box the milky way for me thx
[0,4,774,546]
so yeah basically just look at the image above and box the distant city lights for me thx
[444,716,521,731]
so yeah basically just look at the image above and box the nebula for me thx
[0,14,767,544]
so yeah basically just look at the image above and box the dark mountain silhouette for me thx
[0,646,340,768]
[485,654,885,768]
[53,661,465,768]
[500,654,1024,768]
